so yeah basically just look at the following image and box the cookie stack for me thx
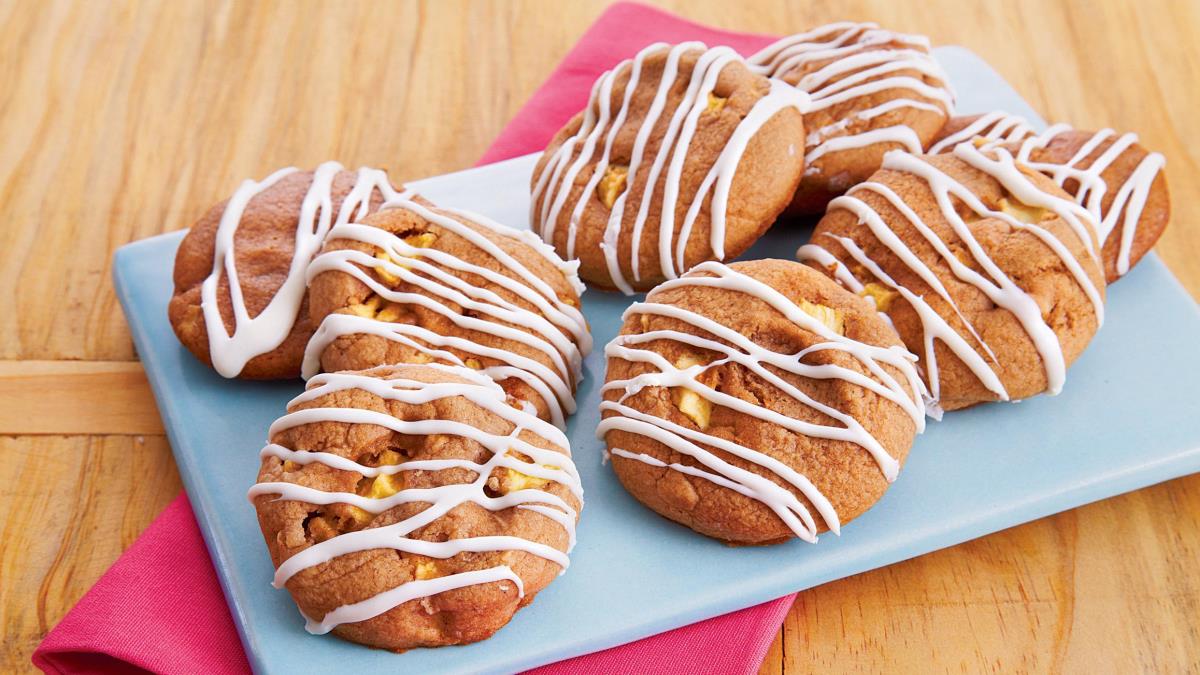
[170,163,591,649]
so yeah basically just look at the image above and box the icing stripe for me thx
[928,111,1035,154]
[303,567,524,635]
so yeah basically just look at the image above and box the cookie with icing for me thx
[249,363,581,650]
[531,42,808,295]
[798,144,1106,412]
[1011,126,1169,282]
[749,22,955,214]
[600,259,924,545]
[305,198,591,428]
[929,111,1035,154]
[169,162,403,379]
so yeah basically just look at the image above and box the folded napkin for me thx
[34,3,795,673]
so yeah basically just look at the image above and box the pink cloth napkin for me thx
[34,3,796,673]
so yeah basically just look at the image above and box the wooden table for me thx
[2,1,1197,672]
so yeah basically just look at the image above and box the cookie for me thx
[305,198,591,428]
[1011,126,1169,282]
[248,364,582,650]
[749,22,955,213]
[599,259,924,545]
[929,111,1035,154]
[531,42,807,294]
[169,162,403,379]
[798,144,1106,412]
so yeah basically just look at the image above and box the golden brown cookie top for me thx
[929,111,1036,154]
[798,144,1106,411]
[168,163,403,379]
[532,42,807,294]
[304,199,591,427]
[1011,125,1169,282]
[600,259,924,544]
[249,363,581,648]
[749,22,954,212]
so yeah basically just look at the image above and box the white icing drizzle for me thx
[749,22,954,175]
[796,143,1105,405]
[805,125,923,168]
[304,198,591,426]
[1015,125,1167,276]
[248,367,582,635]
[928,111,1035,154]
[200,162,405,377]
[304,313,572,429]
[531,42,809,295]
[303,567,525,635]
[597,261,925,543]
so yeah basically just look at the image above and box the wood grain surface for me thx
[1,0,1197,672]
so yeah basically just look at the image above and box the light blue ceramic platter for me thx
[113,47,1200,675]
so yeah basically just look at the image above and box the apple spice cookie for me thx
[248,363,582,650]
[928,111,1035,154]
[749,22,955,214]
[169,162,404,379]
[304,198,591,428]
[797,143,1106,413]
[599,259,925,545]
[531,41,808,295]
[1012,125,1169,282]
